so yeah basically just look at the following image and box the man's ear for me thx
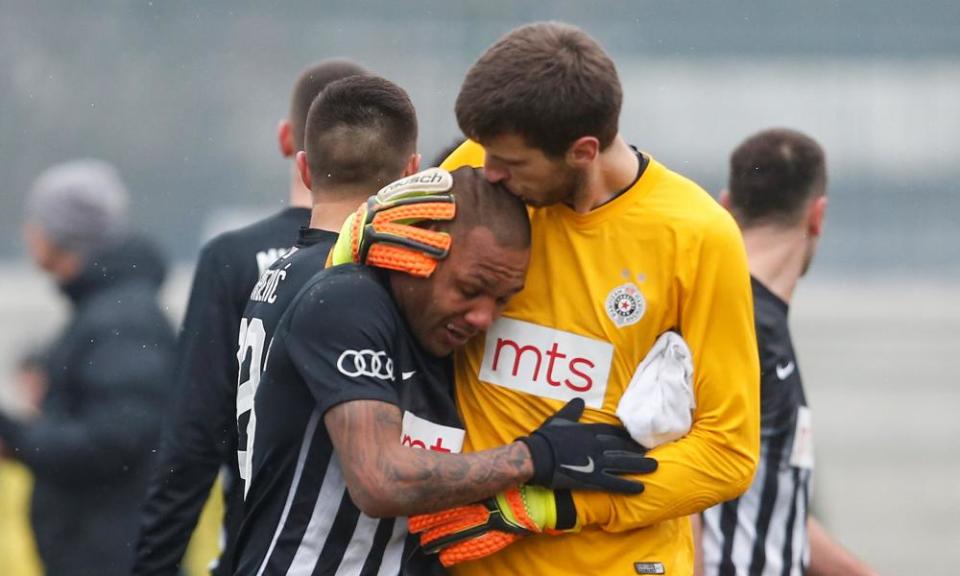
[718,189,732,211]
[296,151,312,190]
[403,153,422,177]
[565,136,600,169]
[808,195,827,237]
[277,120,295,158]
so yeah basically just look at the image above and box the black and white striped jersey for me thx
[232,263,462,576]
[236,227,338,496]
[701,278,814,576]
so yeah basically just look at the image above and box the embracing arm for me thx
[289,274,532,518]
[299,271,648,519]
[574,213,760,531]
[325,399,532,518]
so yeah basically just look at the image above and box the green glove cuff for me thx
[493,486,578,532]
[495,485,554,530]
[330,209,361,266]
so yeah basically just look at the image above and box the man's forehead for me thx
[453,226,498,254]
[452,228,527,280]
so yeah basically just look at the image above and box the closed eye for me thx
[459,284,481,299]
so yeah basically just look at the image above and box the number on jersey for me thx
[236,317,267,497]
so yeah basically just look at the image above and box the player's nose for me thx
[463,298,497,331]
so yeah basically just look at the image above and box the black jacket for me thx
[0,237,176,576]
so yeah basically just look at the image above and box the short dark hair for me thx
[728,128,827,228]
[289,59,370,151]
[444,167,530,250]
[304,75,418,191]
[456,21,622,157]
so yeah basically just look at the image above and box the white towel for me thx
[616,331,696,448]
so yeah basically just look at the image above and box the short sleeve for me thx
[284,269,401,415]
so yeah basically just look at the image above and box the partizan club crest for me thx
[605,282,646,328]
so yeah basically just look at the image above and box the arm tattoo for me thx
[325,400,533,517]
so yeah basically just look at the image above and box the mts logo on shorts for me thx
[401,411,464,454]
[479,318,614,408]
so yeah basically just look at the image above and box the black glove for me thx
[518,398,657,494]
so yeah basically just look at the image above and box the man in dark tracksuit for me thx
[0,160,175,576]
[133,59,370,576]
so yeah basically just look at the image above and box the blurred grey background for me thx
[1,1,958,573]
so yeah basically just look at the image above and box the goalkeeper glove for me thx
[327,167,456,277]
[409,485,577,567]
[520,398,658,494]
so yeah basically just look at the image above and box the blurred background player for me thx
[696,128,876,576]
[133,59,370,576]
[432,21,760,574]
[0,160,175,576]
[230,73,428,572]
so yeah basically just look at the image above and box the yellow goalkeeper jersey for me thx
[442,140,760,575]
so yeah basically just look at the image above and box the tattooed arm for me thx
[325,399,532,518]
[284,277,532,518]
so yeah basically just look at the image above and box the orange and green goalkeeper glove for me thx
[409,485,578,567]
[327,167,456,277]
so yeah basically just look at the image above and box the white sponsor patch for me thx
[789,406,815,469]
[605,282,646,328]
[479,318,613,408]
[400,411,464,454]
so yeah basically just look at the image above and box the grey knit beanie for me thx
[25,159,130,256]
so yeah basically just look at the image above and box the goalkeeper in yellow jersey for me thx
[411,21,761,575]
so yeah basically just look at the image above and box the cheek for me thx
[417,284,456,327]
[526,165,560,188]
[430,294,458,323]
[435,289,476,325]
[517,166,543,184]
